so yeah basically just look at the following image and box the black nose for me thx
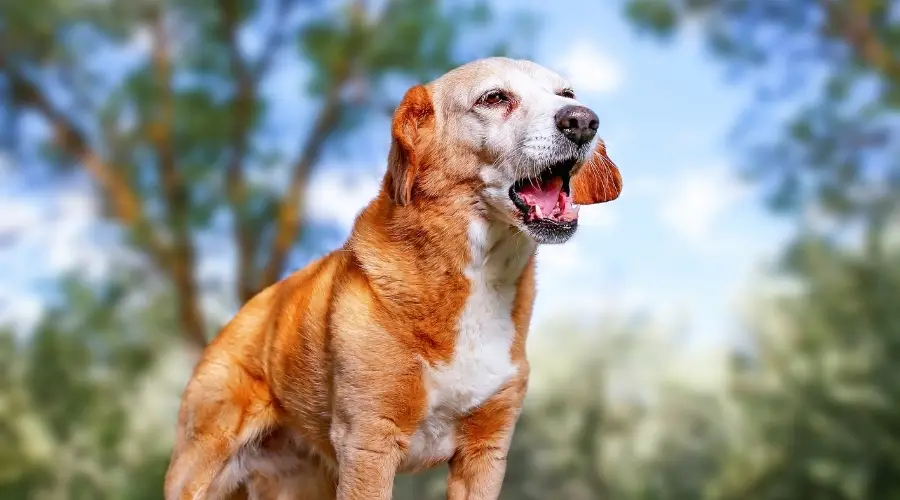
[555,105,599,146]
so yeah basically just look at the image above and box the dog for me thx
[164,57,622,500]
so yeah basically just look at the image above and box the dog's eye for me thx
[558,89,576,99]
[478,89,510,106]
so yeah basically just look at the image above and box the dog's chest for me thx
[401,221,533,471]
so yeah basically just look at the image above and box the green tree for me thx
[624,1,900,498]
[0,1,532,498]
[0,270,180,499]
[625,0,899,252]
[0,0,530,350]
[714,241,900,499]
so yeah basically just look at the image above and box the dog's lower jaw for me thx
[481,199,579,245]
[524,219,578,244]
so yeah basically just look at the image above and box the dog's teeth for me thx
[534,205,544,219]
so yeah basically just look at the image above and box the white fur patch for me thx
[400,218,534,471]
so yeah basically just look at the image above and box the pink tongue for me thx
[518,177,563,215]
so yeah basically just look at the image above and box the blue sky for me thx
[514,1,794,347]
[0,0,795,351]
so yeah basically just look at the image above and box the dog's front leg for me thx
[332,416,406,500]
[330,349,423,500]
[446,377,528,500]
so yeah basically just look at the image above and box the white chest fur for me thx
[400,219,535,471]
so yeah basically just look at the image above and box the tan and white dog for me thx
[164,57,622,500]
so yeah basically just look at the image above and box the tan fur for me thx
[164,58,622,500]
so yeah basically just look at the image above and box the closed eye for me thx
[557,89,576,99]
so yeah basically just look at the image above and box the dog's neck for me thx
[346,189,536,312]
[464,214,535,283]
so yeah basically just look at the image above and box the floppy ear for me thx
[386,84,435,205]
[571,139,623,205]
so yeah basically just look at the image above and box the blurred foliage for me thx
[713,242,900,499]
[0,269,178,498]
[2,0,900,498]
[625,0,900,248]
[0,0,535,497]
[0,0,528,349]
[623,1,900,499]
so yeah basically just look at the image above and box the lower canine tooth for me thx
[534,205,544,218]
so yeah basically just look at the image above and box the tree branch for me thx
[0,55,172,272]
[257,1,372,289]
[149,9,208,349]
[822,0,900,81]
[216,0,262,303]
[252,0,295,78]
[3,66,136,221]
[258,67,349,289]
[217,0,303,302]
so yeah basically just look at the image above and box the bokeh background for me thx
[2,0,899,498]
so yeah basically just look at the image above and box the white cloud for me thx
[532,243,669,327]
[305,169,381,228]
[45,191,103,275]
[0,291,43,336]
[0,186,104,277]
[624,175,663,198]
[558,41,625,94]
[578,204,618,229]
[0,194,42,236]
[658,166,749,251]
[0,184,108,334]
[125,26,152,55]
[537,239,585,275]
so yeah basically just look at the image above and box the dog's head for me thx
[385,57,622,244]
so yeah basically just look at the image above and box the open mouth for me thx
[509,159,579,224]
[507,159,580,244]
